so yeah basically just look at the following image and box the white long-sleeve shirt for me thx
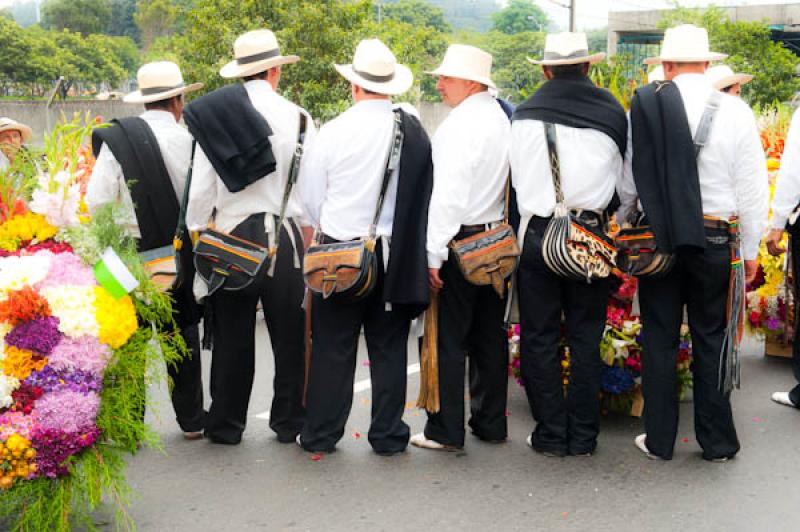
[185,80,317,233]
[299,99,400,241]
[511,118,622,221]
[86,110,193,238]
[619,73,769,260]
[426,91,510,269]
[771,107,800,230]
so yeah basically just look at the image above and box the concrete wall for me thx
[0,100,451,145]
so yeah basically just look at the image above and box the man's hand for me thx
[744,259,758,284]
[429,268,443,293]
[302,226,315,250]
[766,228,787,257]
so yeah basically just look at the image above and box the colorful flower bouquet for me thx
[509,275,694,416]
[0,115,183,531]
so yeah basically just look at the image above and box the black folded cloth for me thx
[183,84,276,193]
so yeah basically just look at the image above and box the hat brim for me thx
[712,73,753,91]
[219,55,300,79]
[643,52,727,65]
[425,66,496,90]
[334,63,414,95]
[123,82,204,104]
[527,52,606,66]
[0,123,32,142]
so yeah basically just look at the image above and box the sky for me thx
[529,0,800,30]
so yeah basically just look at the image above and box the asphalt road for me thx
[125,323,800,532]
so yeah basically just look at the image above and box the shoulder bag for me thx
[193,112,308,296]
[541,122,617,282]
[303,110,404,302]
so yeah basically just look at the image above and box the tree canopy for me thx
[41,0,112,36]
[380,0,450,33]
[491,0,549,35]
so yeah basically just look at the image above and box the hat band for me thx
[140,83,185,96]
[543,49,590,61]
[237,48,281,65]
[353,67,395,83]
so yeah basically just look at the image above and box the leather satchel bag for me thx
[540,122,616,282]
[194,113,308,297]
[303,110,403,302]
[448,178,520,297]
[615,90,722,278]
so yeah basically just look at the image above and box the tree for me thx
[107,0,140,43]
[659,6,800,106]
[134,0,178,50]
[587,27,608,54]
[381,0,450,33]
[41,0,112,36]
[8,1,38,28]
[491,0,548,35]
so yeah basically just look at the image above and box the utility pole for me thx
[569,0,576,32]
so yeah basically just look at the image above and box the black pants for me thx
[169,322,205,432]
[204,219,306,444]
[301,244,411,454]
[788,233,800,406]
[423,249,508,447]
[518,217,611,456]
[639,229,740,460]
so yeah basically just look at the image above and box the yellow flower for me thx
[0,212,57,251]
[94,287,138,348]
[2,346,47,381]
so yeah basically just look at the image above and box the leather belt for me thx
[703,216,732,231]
[460,223,491,233]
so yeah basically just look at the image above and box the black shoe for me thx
[205,432,242,445]
[373,448,406,457]
[276,432,299,444]
[296,434,336,454]
[471,431,507,444]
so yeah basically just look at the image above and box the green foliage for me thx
[380,0,450,33]
[591,55,642,110]
[41,0,112,36]
[587,27,608,54]
[107,0,141,43]
[135,0,179,50]
[7,1,39,27]
[659,6,800,106]
[491,0,549,35]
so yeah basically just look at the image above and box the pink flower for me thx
[34,389,100,433]
[35,250,97,289]
[46,336,111,376]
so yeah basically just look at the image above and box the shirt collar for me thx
[244,79,275,95]
[351,99,393,113]
[140,109,177,123]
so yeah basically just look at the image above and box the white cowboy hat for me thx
[124,61,203,104]
[219,29,300,79]
[644,24,727,65]
[706,64,753,91]
[647,65,664,84]
[0,117,32,142]
[528,32,605,66]
[427,44,496,90]
[334,38,413,96]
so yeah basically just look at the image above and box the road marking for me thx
[253,363,421,420]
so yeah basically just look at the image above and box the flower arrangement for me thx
[0,114,184,531]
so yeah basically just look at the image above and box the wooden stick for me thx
[417,291,440,413]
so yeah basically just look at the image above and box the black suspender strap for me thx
[271,111,308,256]
[368,109,404,240]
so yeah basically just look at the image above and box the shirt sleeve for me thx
[185,146,218,232]
[771,108,800,230]
[297,124,328,229]
[617,112,638,224]
[426,124,475,269]
[731,105,769,260]
[86,145,123,214]
[296,113,318,227]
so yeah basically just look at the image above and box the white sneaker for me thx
[771,391,796,407]
[410,433,459,452]
[634,434,662,460]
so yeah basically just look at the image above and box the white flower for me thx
[0,255,52,292]
[0,374,20,409]
[41,285,99,338]
[29,171,82,228]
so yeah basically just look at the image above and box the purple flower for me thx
[5,316,61,356]
[24,366,102,394]
[30,426,101,478]
[34,389,100,433]
[47,336,111,376]
[766,317,781,331]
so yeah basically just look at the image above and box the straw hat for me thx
[427,44,496,89]
[124,61,203,104]
[528,32,605,66]
[219,29,300,79]
[0,117,32,142]
[644,24,727,65]
[334,39,413,96]
[706,64,753,91]
[647,65,664,84]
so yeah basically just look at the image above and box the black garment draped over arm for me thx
[382,110,434,320]
[183,84,276,193]
[629,82,705,253]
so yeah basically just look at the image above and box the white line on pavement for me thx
[253,362,421,421]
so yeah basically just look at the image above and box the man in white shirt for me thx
[409,45,511,452]
[766,108,800,411]
[184,30,316,445]
[299,39,433,455]
[87,61,206,439]
[623,25,768,461]
[510,32,627,457]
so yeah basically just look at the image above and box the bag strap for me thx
[503,171,512,225]
[543,122,565,207]
[271,111,308,255]
[369,109,404,240]
[694,90,722,158]
[174,139,197,246]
